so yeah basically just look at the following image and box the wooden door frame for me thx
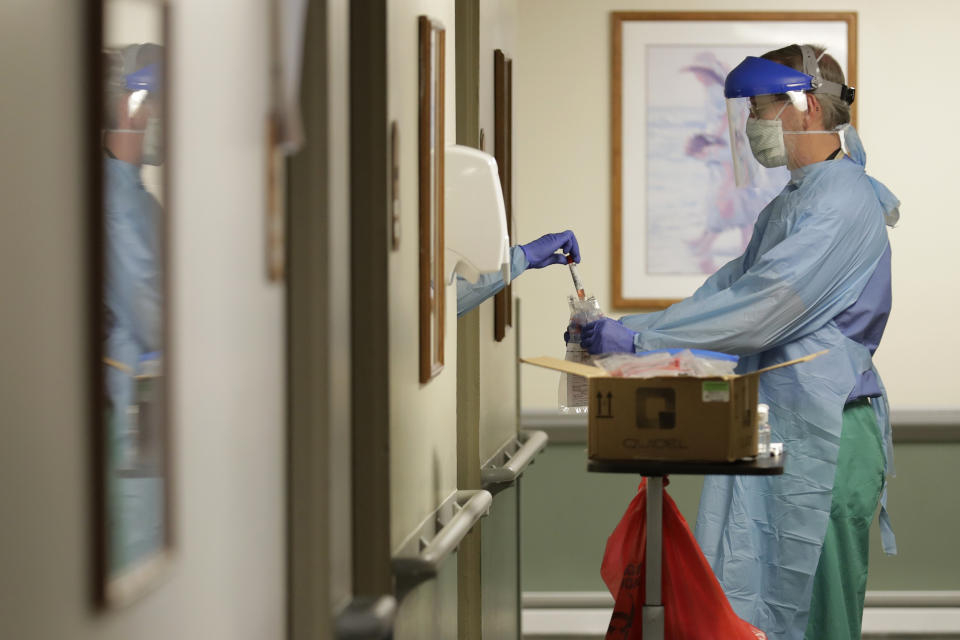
[348,0,393,598]
[288,0,341,636]
[289,1,393,638]
[455,1,482,638]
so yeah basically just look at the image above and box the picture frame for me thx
[493,49,514,342]
[611,12,857,309]
[89,0,173,607]
[419,16,446,383]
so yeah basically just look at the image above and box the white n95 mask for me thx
[746,118,787,169]
[746,116,787,168]
[141,117,164,166]
[744,98,791,168]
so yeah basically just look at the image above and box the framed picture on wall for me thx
[611,11,857,308]
[89,0,172,607]
[419,16,446,383]
[493,49,514,342]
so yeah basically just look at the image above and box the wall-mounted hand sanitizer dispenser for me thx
[444,145,510,285]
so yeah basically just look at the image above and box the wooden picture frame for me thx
[419,16,446,383]
[90,0,173,607]
[611,12,857,309]
[493,49,513,341]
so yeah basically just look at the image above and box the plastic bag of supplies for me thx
[601,479,767,639]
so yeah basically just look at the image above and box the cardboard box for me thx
[522,353,821,462]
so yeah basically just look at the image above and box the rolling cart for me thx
[588,453,785,640]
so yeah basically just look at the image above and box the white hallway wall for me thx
[388,0,459,557]
[515,0,960,412]
[387,0,460,636]
[0,0,285,637]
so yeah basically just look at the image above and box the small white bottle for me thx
[756,403,771,457]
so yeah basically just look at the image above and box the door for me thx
[290,1,396,638]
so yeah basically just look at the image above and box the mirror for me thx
[92,0,171,607]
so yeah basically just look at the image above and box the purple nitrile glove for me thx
[519,230,581,269]
[580,318,637,354]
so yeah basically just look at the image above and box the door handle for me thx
[335,595,396,639]
[481,429,548,486]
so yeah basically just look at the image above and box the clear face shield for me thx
[125,63,163,165]
[725,90,808,187]
[105,57,164,166]
[127,92,163,166]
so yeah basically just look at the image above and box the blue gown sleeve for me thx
[623,202,886,356]
[618,218,759,332]
[456,245,529,318]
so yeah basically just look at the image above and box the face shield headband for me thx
[799,45,855,105]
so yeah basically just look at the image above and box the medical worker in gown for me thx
[103,43,166,572]
[578,44,899,640]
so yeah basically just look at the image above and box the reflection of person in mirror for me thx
[102,43,164,475]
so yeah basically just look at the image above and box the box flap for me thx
[739,349,828,378]
[520,356,608,378]
[523,350,827,381]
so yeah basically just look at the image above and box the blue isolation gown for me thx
[104,156,163,421]
[456,245,528,317]
[619,125,899,640]
[103,155,164,572]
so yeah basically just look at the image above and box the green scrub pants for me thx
[804,398,885,640]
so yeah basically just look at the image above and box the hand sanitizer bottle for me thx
[757,403,771,457]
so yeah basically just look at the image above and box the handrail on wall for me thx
[392,489,492,592]
[481,429,548,486]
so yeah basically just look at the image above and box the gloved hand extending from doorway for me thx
[580,318,637,354]
[519,230,580,268]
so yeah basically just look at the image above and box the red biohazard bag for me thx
[600,479,767,639]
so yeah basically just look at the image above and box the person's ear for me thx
[805,94,824,129]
